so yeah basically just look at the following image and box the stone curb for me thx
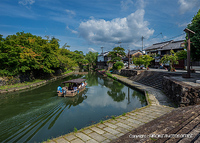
[46,74,174,143]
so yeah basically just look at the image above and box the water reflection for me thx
[0,72,146,143]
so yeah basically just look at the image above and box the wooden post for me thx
[182,28,195,78]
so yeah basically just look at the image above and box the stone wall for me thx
[120,69,144,77]
[162,76,200,107]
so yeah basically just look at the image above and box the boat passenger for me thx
[69,84,72,90]
[82,82,84,86]
[57,85,62,93]
[84,81,87,86]
[73,86,77,91]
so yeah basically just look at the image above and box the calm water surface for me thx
[0,72,146,142]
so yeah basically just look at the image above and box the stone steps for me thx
[128,71,181,90]
[111,105,200,143]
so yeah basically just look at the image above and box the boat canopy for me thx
[62,78,86,84]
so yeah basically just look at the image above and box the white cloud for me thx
[178,22,191,27]
[121,0,134,11]
[121,0,146,11]
[174,34,186,41]
[78,9,154,46]
[88,48,97,52]
[66,26,78,34]
[18,0,35,6]
[65,9,76,16]
[178,0,200,14]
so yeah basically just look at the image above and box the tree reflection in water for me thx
[103,78,126,102]
[84,72,98,86]
[131,89,146,105]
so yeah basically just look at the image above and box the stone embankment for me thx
[0,72,88,94]
[163,75,200,107]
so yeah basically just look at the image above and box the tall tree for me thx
[85,51,98,69]
[108,46,126,63]
[187,9,200,61]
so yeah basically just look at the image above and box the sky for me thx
[0,0,200,54]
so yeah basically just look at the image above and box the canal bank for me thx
[0,72,88,94]
[47,74,174,143]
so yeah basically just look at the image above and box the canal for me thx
[0,72,147,142]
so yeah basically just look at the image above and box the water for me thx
[0,72,147,142]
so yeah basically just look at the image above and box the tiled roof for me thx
[145,40,184,51]
[158,40,185,51]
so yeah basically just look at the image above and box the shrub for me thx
[113,61,124,70]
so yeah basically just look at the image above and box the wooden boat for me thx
[57,78,87,97]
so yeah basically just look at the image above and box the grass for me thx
[0,79,44,90]
[122,113,126,116]
[74,127,78,133]
[146,91,152,105]
[100,120,104,124]
[112,116,116,119]
[105,72,117,80]
[62,70,73,75]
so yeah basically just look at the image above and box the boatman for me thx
[57,85,62,94]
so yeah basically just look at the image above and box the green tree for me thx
[85,51,98,69]
[113,61,124,70]
[0,32,78,77]
[132,55,144,67]
[186,9,200,61]
[160,50,179,71]
[108,47,126,63]
[142,55,154,69]
[176,50,187,60]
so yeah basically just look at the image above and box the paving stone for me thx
[54,137,69,143]
[70,138,84,143]
[116,133,124,137]
[75,132,91,141]
[127,122,140,128]
[119,116,127,120]
[64,135,76,141]
[115,127,129,134]
[104,122,117,129]
[103,127,120,135]
[90,127,105,134]
[101,139,111,143]
[82,129,93,134]
[116,122,131,129]
[102,132,114,139]
[88,132,106,142]
[127,118,142,124]
[85,139,99,143]
[97,124,106,129]
[109,120,118,124]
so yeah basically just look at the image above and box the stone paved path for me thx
[46,105,173,143]
[46,74,174,143]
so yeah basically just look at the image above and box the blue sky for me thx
[0,0,200,54]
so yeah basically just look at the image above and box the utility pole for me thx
[128,48,130,69]
[101,47,104,54]
[141,36,144,51]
